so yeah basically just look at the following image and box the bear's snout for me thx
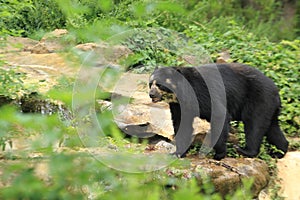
[149,88,162,103]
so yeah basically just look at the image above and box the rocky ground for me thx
[1,31,299,199]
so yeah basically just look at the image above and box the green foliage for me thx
[0,0,65,37]
[226,178,254,200]
[120,28,187,72]
[288,140,300,151]
[188,0,297,41]
[47,76,74,107]
[0,106,64,141]
[0,68,35,100]
[1,0,299,41]
[172,179,219,200]
[0,0,31,36]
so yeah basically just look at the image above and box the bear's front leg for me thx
[173,122,194,158]
[169,103,194,158]
[210,113,230,160]
[213,123,229,160]
[169,103,181,134]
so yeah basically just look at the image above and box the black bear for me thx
[149,63,289,160]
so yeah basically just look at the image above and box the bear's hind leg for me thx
[265,118,289,158]
[237,118,268,158]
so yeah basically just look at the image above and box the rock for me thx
[114,101,175,139]
[75,43,99,51]
[29,29,70,54]
[30,42,51,54]
[119,122,156,138]
[181,55,198,65]
[94,72,210,140]
[216,57,227,63]
[272,152,300,199]
[0,36,38,53]
[3,36,78,94]
[29,39,64,54]
[109,72,210,140]
[0,95,13,106]
[180,54,212,65]
[106,44,133,62]
[97,99,112,112]
[40,29,68,41]
[216,50,231,63]
[155,141,176,153]
[19,93,70,118]
[190,158,270,198]
[75,42,133,64]
[259,152,300,200]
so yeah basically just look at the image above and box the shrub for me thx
[0,0,65,37]
[1,0,298,41]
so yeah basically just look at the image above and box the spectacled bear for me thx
[149,63,289,160]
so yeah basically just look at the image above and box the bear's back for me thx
[177,63,280,120]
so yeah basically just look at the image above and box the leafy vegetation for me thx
[0,68,35,100]
[0,0,299,199]
[1,0,299,41]
[0,0,65,37]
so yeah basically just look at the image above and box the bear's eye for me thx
[156,84,172,92]
[156,83,164,89]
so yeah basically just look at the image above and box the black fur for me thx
[149,63,289,160]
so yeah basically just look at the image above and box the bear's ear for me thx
[155,66,163,70]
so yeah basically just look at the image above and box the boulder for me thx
[30,42,52,54]
[99,72,210,139]
[0,36,38,53]
[192,158,269,197]
[40,29,68,41]
[75,42,133,64]
[29,29,69,54]
[216,50,231,63]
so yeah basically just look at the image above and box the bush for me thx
[0,0,65,37]
[1,0,298,41]
[188,0,298,41]
[0,68,36,100]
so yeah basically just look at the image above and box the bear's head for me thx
[149,67,178,103]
